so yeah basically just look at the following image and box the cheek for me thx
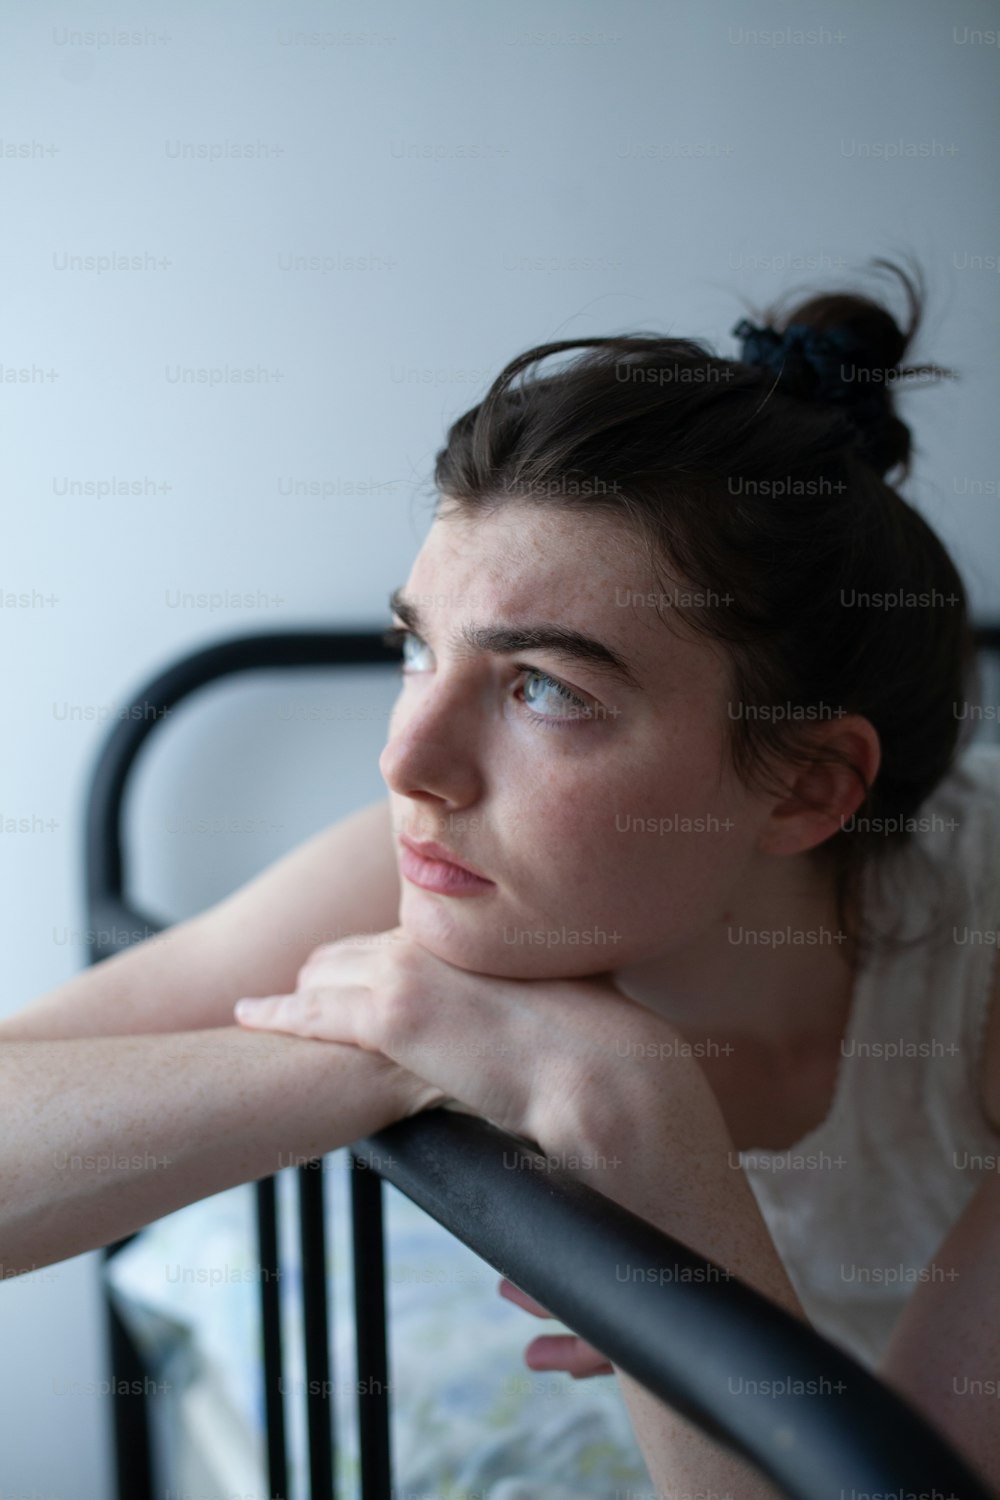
[503,738,751,934]
[393,704,758,975]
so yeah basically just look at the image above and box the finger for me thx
[233,991,344,1042]
[498,1277,554,1319]
[234,995,285,1027]
[525,1335,615,1379]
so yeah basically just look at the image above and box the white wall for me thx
[1,0,998,1494]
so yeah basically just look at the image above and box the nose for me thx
[379,676,482,807]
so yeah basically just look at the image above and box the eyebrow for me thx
[388,587,641,688]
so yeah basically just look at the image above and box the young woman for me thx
[4,259,999,1497]
[235,258,1000,1496]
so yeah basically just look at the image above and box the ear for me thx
[756,715,882,858]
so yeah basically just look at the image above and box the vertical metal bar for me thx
[350,1156,392,1500]
[298,1162,334,1500]
[102,1250,154,1500]
[255,1176,288,1500]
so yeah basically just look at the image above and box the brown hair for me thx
[431,258,978,962]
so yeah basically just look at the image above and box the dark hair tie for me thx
[732,317,887,432]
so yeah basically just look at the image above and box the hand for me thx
[499,1276,614,1378]
[233,925,673,1152]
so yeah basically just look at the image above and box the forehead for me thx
[410,503,650,613]
[405,502,719,690]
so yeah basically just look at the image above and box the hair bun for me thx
[737,258,955,481]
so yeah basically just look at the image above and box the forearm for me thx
[0,919,231,1041]
[542,1067,807,1500]
[0,1028,414,1277]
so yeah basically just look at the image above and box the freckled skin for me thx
[379,502,875,1040]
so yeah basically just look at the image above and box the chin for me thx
[397,890,506,973]
[398,889,618,981]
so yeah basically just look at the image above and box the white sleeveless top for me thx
[738,740,1000,1371]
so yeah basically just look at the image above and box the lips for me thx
[398,833,492,882]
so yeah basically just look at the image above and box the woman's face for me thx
[379,501,774,979]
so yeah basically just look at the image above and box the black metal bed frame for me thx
[83,625,1000,1500]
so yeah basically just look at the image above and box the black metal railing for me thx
[83,626,1000,1500]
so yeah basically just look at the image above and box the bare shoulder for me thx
[200,794,402,993]
[0,798,402,1042]
[0,797,402,1041]
[212,794,399,937]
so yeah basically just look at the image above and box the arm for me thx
[0,796,400,1042]
[235,940,804,1498]
[553,951,1000,1498]
[877,1174,1000,1496]
[0,1027,430,1279]
[875,950,1000,1496]
[541,1052,806,1500]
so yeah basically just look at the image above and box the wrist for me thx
[383,1059,448,1121]
[535,1042,734,1230]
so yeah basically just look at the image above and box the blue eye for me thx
[519,669,593,722]
[402,634,432,671]
[382,625,432,671]
[381,625,599,726]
